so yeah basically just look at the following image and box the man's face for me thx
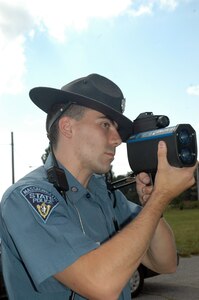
[71,108,122,175]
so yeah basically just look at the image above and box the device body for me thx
[127,123,197,174]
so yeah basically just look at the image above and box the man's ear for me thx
[58,116,73,138]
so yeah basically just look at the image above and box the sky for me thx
[0,0,199,198]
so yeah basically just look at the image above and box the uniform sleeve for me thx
[113,190,142,228]
[1,184,99,292]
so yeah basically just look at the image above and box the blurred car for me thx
[130,264,159,297]
[130,253,180,298]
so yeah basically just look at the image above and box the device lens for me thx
[179,148,194,164]
[178,129,191,145]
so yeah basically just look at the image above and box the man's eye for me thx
[102,122,111,128]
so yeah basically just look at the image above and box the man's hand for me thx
[153,141,197,201]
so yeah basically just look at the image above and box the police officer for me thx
[0,74,197,299]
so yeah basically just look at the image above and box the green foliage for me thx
[164,208,199,256]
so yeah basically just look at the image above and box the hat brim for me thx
[29,87,133,142]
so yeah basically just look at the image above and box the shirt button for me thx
[86,193,91,198]
[71,186,78,192]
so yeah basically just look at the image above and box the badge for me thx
[21,186,59,222]
[121,98,126,113]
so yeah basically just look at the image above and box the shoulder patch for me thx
[20,186,59,222]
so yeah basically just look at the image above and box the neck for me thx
[54,149,92,188]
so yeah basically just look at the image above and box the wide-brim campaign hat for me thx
[29,73,134,141]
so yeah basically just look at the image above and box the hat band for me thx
[47,102,73,133]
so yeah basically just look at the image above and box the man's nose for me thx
[112,128,122,147]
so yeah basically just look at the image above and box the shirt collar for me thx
[44,153,108,203]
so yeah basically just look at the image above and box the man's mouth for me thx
[105,152,115,159]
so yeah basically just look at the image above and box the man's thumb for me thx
[157,141,168,166]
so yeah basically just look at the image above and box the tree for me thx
[41,145,50,164]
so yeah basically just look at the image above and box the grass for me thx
[164,208,199,257]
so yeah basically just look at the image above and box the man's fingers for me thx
[137,172,151,185]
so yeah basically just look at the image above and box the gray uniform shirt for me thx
[0,154,141,300]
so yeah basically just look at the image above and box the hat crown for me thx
[61,74,125,114]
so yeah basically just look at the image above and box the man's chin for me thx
[95,165,112,175]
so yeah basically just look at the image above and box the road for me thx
[137,255,199,300]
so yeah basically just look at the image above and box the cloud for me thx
[159,0,178,10]
[128,3,153,17]
[0,1,34,38]
[0,1,34,95]
[26,0,133,42]
[0,34,26,95]
[128,0,179,16]
[186,85,199,97]
[0,0,182,96]
[0,0,132,95]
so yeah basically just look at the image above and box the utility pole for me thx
[11,131,15,184]
[197,165,199,201]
